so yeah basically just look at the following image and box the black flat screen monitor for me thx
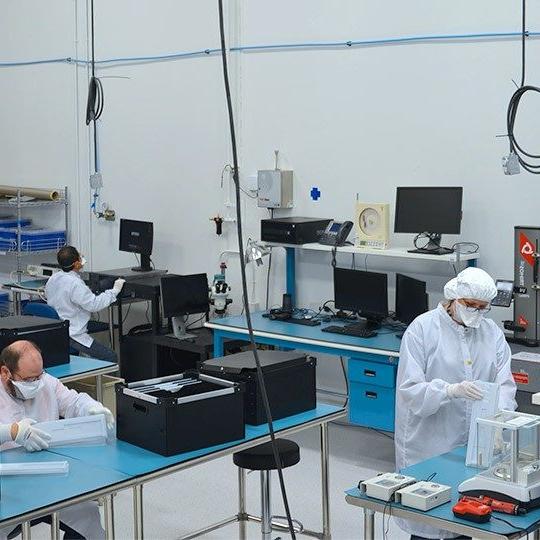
[160,274,209,318]
[119,219,154,272]
[395,273,428,325]
[394,187,463,254]
[333,268,388,320]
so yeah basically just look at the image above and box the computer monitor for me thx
[333,268,388,327]
[119,219,154,272]
[160,274,209,340]
[394,187,463,255]
[395,273,428,325]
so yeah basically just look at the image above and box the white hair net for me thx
[444,267,497,302]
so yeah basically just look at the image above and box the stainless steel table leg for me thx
[320,422,331,540]
[96,374,103,403]
[133,484,144,540]
[363,509,375,540]
[108,305,115,351]
[533,529,540,540]
[104,494,115,540]
[21,521,31,540]
[50,513,60,540]
[238,467,247,540]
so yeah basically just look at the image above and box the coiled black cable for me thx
[506,0,540,174]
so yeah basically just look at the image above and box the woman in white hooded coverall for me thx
[395,267,517,540]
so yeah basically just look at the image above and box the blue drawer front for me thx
[348,358,396,388]
[349,382,395,432]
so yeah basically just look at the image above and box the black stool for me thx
[233,439,300,540]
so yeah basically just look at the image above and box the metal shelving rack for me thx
[0,187,68,311]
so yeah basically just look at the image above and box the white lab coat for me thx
[45,270,117,348]
[394,304,517,539]
[0,374,105,539]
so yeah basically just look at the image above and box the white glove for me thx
[112,278,126,295]
[447,381,484,401]
[88,405,115,430]
[14,418,51,452]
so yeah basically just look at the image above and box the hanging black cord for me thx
[216,2,296,538]
[506,0,540,174]
[86,0,104,173]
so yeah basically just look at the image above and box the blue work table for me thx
[345,446,540,539]
[2,403,345,540]
[46,355,118,403]
[206,312,401,431]
[0,448,130,533]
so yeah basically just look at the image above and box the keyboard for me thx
[322,324,377,338]
[278,317,321,327]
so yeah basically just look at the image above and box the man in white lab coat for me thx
[0,340,113,539]
[395,267,517,540]
[45,246,125,362]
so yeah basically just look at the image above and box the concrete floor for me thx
[25,420,414,540]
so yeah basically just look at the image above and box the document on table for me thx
[34,415,107,447]
[466,381,500,467]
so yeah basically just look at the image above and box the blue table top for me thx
[210,312,402,354]
[49,404,344,478]
[346,446,540,536]
[46,356,117,379]
[0,448,130,523]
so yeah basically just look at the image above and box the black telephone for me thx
[319,220,354,246]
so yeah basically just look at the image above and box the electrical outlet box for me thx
[257,170,294,209]
[90,172,103,189]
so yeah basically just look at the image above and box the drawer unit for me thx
[349,382,395,432]
[348,358,396,389]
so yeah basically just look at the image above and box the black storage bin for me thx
[116,372,245,456]
[200,350,316,425]
[0,316,70,367]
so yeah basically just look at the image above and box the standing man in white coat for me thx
[395,267,517,540]
[45,246,124,362]
[0,340,113,539]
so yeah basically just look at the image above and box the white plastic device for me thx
[360,472,416,501]
[395,481,452,511]
[26,264,59,278]
[257,169,294,209]
[34,414,108,447]
[355,202,389,250]
[0,461,69,476]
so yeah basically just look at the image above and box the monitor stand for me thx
[351,317,381,331]
[167,316,196,341]
[131,254,152,272]
[407,233,454,255]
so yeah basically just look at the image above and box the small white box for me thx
[257,169,293,209]
[360,473,416,502]
[395,481,452,511]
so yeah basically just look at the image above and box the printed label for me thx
[520,232,536,267]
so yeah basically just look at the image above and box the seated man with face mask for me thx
[395,267,517,540]
[0,340,112,539]
[45,245,124,363]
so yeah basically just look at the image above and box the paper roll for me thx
[0,186,59,201]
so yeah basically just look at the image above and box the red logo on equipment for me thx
[520,233,536,267]
[513,372,530,385]
[519,315,529,327]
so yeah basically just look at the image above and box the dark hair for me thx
[58,246,80,271]
[0,341,41,374]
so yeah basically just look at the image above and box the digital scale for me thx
[395,481,452,511]
[360,473,416,501]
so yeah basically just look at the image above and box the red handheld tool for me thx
[461,495,526,516]
[452,498,492,523]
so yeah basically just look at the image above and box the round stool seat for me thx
[233,439,300,471]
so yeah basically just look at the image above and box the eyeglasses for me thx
[462,303,491,314]
[12,371,44,383]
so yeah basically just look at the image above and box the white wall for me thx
[2,1,540,393]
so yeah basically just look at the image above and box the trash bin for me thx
[66,375,123,416]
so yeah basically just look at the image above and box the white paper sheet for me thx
[512,351,540,363]
[0,461,69,475]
